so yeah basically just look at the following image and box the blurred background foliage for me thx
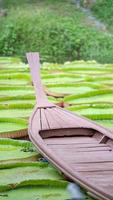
[0,0,113,63]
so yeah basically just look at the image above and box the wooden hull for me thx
[29,106,113,200]
[27,52,113,200]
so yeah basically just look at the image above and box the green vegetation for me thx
[0,138,39,164]
[0,163,63,188]
[1,0,113,197]
[91,0,113,32]
[1,57,113,133]
[0,118,27,135]
[0,185,70,200]
[0,152,70,200]
[0,57,107,200]
[0,0,113,63]
[0,138,72,200]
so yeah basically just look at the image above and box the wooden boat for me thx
[27,53,113,200]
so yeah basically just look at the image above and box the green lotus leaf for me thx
[0,57,21,64]
[0,118,27,137]
[0,86,34,97]
[0,162,65,189]
[58,62,113,75]
[0,104,32,118]
[46,82,101,96]
[0,79,30,86]
[0,138,39,164]
[68,104,113,116]
[0,184,70,200]
[42,73,84,84]
[0,94,35,103]
[0,73,31,81]
[0,64,28,71]
[64,89,113,104]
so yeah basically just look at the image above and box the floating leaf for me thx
[0,138,39,164]
[64,89,113,104]
[0,162,64,190]
[0,118,27,138]
[0,184,70,200]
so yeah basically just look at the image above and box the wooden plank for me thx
[40,108,50,130]
[28,53,113,200]
[44,108,62,129]
[99,136,109,144]
[71,162,113,172]
[86,176,113,186]
[48,143,112,151]
[48,143,111,148]
[80,171,113,176]
[45,136,97,145]
[57,107,92,127]
[31,109,41,136]
[100,186,113,196]
[50,147,110,152]
[93,132,102,141]
[54,107,83,127]
[52,108,72,128]
[58,151,113,163]
[107,139,113,149]
[49,146,111,152]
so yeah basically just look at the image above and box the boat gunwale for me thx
[27,53,113,200]
[28,104,113,200]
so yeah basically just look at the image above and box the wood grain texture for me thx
[27,52,113,200]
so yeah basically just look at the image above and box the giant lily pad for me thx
[0,118,27,138]
[0,72,30,80]
[68,103,113,115]
[0,57,21,64]
[92,76,113,84]
[0,94,35,105]
[0,138,39,164]
[0,162,64,190]
[0,104,33,119]
[0,184,70,200]
[64,89,113,104]
[42,73,84,84]
[0,85,34,97]
[45,82,101,97]
[58,62,111,75]
[0,79,31,86]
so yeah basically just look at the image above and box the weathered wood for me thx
[71,162,113,172]
[45,136,97,145]
[99,135,109,143]
[27,52,113,200]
